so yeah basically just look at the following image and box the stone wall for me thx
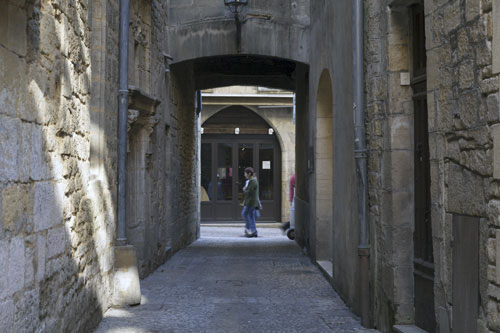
[123,0,200,278]
[364,0,500,330]
[426,0,497,330]
[308,0,359,315]
[0,0,113,331]
[364,1,414,329]
[0,0,201,331]
[169,61,200,250]
[167,0,310,64]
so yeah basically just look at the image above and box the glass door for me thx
[258,143,275,220]
[236,143,254,218]
[214,143,233,220]
[200,143,213,220]
[200,135,281,222]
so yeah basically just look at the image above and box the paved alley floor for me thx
[95,226,378,333]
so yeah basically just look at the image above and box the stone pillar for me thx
[113,88,160,305]
[127,113,158,277]
[294,63,310,249]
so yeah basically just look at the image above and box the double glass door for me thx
[201,135,280,222]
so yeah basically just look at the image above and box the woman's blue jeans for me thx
[242,206,257,233]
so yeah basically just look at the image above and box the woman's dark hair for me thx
[244,167,254,176]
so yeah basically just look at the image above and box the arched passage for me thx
[200,106,282,223]
[314,69,334,265]
[169,54,309,240]
[201,102,296,223]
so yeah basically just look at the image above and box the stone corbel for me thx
[126,87,161,152]
[128,86,161,116]
[388,0,421,12]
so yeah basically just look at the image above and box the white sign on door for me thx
[262,161,271,169]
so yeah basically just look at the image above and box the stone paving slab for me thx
[95,227,378,333]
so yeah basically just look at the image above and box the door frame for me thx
[410,3,436,331]
[201,134,282,223]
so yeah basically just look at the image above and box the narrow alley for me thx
[95,227,375,333]
[2,1,499,331]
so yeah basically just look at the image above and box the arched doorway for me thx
[200,106,282,223]
[315,69,333,265]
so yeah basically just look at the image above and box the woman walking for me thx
[242,167,259,238]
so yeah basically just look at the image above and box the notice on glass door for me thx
[262,161,271,169]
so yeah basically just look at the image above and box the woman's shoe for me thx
[246,231,258,238]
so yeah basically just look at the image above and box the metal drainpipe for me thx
[353,0,370,327]
[117,0,130,246]
[235,13,242,53]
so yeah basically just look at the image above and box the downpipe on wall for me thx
[353,0,370,327]
[117,0,129,247]
[235,13,242,53]
[113,0,141,307]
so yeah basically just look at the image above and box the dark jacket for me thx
[243,177,259,208]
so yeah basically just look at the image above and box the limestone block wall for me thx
[168,61,200,250]
[129,0,152,93]
[0,0,200,331]
[126,0,162,279]
[364,0,500,330]
[364,1,415,329]
[167,0,310,64]
[0,0,114,331]
[425,0,499,331]
[123,0,200,278]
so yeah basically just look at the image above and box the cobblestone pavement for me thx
[95,226,378,333]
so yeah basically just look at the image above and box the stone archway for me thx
[200,106,283,223]
[201,102,295,223]
[170,54,309,232]
[314,69,333,269]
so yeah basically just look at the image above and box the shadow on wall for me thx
[0,1,116,331]
[314,69,333,264]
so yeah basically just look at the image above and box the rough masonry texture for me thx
[2,0,500,332]
[0,0,360,331]
[365,0,500,331]
[0,0,198,331]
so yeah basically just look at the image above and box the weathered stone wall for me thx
[0,0,201,331]
[124,0,200,278]
[364,1,415,330]
[167,0,310,64]
[0,0,114,331]
[425,0,496,330]
[308,0,359,315]
[364,0,499,330]
[125,0,162,279]
[168,61,200,250]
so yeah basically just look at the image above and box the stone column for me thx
[113,88,160,306]
[127,113,158,277]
